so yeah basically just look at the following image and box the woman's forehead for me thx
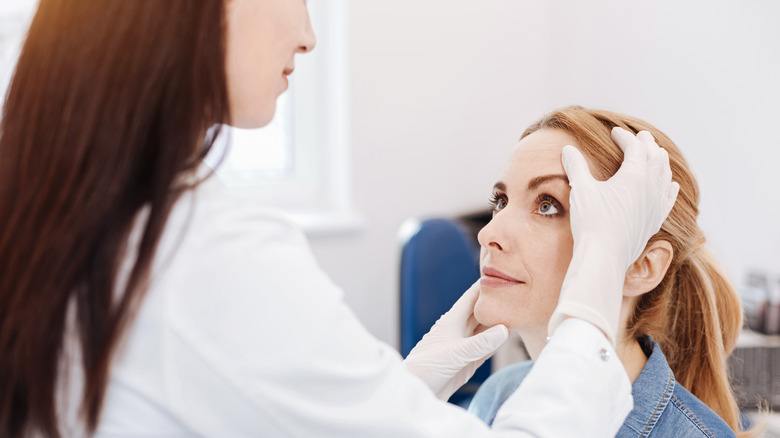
[515,129,578,155]
[502,130,577,185]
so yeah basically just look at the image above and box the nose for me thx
[299,8,317,53]
[477,215,505,253]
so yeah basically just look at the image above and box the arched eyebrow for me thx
[527,174,569,191]
[492,174,569,193]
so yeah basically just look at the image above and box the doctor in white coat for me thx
[0,0,678,437]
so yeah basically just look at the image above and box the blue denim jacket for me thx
[468,337,736,437]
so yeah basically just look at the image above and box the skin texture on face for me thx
[475,130,576,347]
[225,0,315,128]
[477,128,667,381]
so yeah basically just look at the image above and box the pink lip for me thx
[283,68,294,76]
[481,266,523,287]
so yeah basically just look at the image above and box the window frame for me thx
[213,0,362,236]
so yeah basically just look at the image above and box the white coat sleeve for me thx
[152,201,632,437]
[494,318,634,436]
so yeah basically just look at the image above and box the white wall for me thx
[308,0,780,347]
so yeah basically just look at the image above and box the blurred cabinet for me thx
[730,329,780,409]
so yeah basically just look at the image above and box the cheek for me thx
[527,225,574,311]
[474,291,521,328]
[475,219,575,330]
[225,7,286,128]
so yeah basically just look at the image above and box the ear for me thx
[623,240,673,297]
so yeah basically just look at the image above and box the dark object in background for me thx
[731,272,780,409]
[742,272,769,332]
[729,331,780,410]
[398,217,488,406]
[741,271,779,335]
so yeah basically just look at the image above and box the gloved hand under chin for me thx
[548,127,680,345]
[403,282,509,401]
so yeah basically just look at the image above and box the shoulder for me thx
[161,174,317,276]
[145,174,347,356]
[468,361,533,426]
[662,385,736,437]
[181,174,307,249]
[632,384,736,437]
[618,338,736,438]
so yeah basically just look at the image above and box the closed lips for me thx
[482,267,523,283]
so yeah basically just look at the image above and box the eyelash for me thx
[489,193,507,215]
[488,192,564,217]
[535,193,564,218]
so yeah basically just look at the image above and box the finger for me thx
[440,281,481,323]
[653,181,679,235]
[466,314,480,334]
[439,360,486,400]
[458,324,509,361]
[636,130,655,142]
[612,127,646,164]
[648,147,672,184]
[561,145,594,186]
[473,323,491,335]
[665,182,680,216]
[637,130,661,161]
[659,148,673,183]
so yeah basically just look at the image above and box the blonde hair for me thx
[522,106,753,436]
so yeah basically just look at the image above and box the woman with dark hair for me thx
[0,1,677,437]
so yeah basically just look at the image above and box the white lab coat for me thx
[59,172,632,437]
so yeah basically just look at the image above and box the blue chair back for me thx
[399,218,490,405]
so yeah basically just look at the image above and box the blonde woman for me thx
[470,106,754,437]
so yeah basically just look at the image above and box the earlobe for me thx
[623,240,673,297]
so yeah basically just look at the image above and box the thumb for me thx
[439,281,480,325]
[459,324,509,361]
[561,145,593,186]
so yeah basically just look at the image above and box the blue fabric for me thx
[468,338,736,437]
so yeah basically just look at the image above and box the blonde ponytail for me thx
[642,245,744,434]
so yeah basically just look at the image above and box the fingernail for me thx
[638,130,656,142]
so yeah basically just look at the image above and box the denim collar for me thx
[621,337,676,436]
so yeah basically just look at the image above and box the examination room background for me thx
[310,0,780,348]
[0,0,778,350]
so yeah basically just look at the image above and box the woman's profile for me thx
[0,0,681,434]
[469,106,756,437]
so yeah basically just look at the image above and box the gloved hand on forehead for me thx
[548,127,679,345]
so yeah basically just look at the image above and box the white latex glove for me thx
[403,282,509,401]
[548,127,679,345]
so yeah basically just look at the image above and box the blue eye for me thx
[536,194,563,217]
[489,193,507,215]
[538,200,558,215]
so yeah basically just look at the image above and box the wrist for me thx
[567,238,627,287]
[549,239,628,345]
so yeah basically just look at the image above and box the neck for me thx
[522,328,648,383]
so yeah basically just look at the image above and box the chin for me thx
[474,297,514,328]
[229,105,276,129]
[475,296,545,331]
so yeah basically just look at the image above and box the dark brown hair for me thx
[0,1,229,436]
[523,106,753,437]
